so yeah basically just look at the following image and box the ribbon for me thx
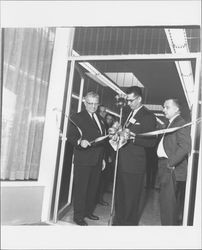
[89,135,109,144]
[101,117,201,150]
[69,118,110,145]
[132,117,201,137]
[69,117,83,138]
[53,108,82,141]
[53,108,201,146]
[53,108,108,144]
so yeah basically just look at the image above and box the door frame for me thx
[55,76,85,220]
[52,51,201,224]
[40,28,75,222]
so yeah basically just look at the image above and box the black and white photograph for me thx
[1,1,201,249]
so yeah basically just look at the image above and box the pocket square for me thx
[129,117,136,124]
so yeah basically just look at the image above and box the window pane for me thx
[1,28,56,180]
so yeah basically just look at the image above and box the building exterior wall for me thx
[1,186,44,224]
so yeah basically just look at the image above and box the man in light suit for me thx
[157,98,191,225]
[113,86,157,225]
[68,92,106,226]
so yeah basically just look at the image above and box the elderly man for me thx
[157,98,191,225]
[68,92,106,226]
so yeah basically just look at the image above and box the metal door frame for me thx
[54,51,201,225]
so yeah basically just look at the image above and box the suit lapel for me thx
[125,106,143,128]
[98,116,106,135]
[165,115,181,130]
[83,110,99,132]
[86,111,104,135]
[133,106,144,121]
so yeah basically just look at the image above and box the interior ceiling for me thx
[88,59,194,118]
[92,60,188,105]
[73,27,200,119]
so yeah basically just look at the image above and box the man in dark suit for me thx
[157,98,191,225]
[68,92,106,226]
[113,86,157,225]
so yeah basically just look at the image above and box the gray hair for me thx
[85,91,99,100]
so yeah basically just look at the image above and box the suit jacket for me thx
[68,110,106,167]
[119,106,157,174]
[163,115,191,181]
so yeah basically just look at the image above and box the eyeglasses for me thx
[86,101,99,106]
[127,96,139,103]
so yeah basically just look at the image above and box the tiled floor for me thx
[59,187,161,226]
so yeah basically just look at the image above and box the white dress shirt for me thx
[92,113,103,135]
[157,135,168,158]
[157,114,180,158]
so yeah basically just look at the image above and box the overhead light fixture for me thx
[73,50,126,96]
[98,74,126,95]
[166,29,188,50]
[79,62,100,76]
[105,72,144,88]
[85,72,106,87]
[165,29,194,108]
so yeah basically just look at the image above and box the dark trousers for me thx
[145,148,158,188]
[114,171,145,225]
[96,167,108,202]
[73,164,101,220]
[176,180,186,222]
[158,159,185,225]
[96,162,114,202]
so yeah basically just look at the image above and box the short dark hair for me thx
[98,105,106,112]
[98,104,105,109]
[126,86,143,98]
[167,98,181,111]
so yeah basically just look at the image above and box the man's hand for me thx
[119,128,130,141]
[167,164,175,170]
[123,128,130,140]
[108,127,117,138]
[111,133,119,142]
[108,122,122,138]
[80,139,91,148]
[102,160,106,171]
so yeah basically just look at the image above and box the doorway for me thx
[51,27,201,225]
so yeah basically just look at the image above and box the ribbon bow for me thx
[108,122,135,151]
